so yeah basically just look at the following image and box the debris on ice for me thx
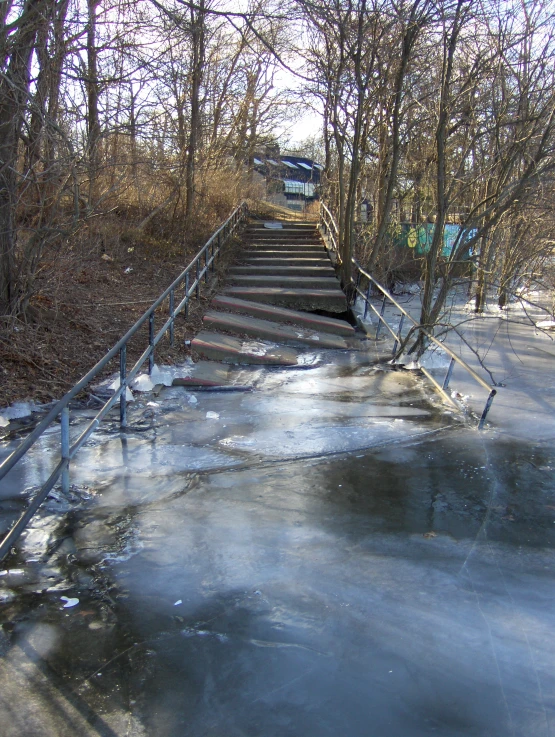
[60,596,79,608]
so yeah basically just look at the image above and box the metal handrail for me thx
[0,201,249,560]
[317,203,496,430]
[319,202,341,263]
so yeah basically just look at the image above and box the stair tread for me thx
[203,310,352,349]
[211,295,355,335]
[192,331,316,366]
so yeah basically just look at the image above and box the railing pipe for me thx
[61,407,70,494]
[442,357,455,390]
[120,345,127,428]
[318,200,497,429]
[375,295,387,339]
[392,314,405,356]
[169,289,175,346]
[148,312,155,374]
[0,203,247,488]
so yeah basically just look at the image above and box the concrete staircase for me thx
[190,219,363,368]
[223,220,347,313]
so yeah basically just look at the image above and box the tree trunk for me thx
[185,0,206,222]
[0,0,42,313]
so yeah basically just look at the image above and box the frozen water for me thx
[241,340,274,356]
[1,307,555,736]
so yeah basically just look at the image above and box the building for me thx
[252,151,323,211]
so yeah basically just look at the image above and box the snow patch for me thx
[536,320,555,330]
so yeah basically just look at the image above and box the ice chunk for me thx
[132,373,155,392]
[188,395,198,405]
[150,364,174,386]
[206,411,219,420]
[0,401,35,426]
[109,378,135,402]
[60,596,79,608]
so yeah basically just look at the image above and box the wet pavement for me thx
[1,352,555,736]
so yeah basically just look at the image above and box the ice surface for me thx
[241,340,274,356]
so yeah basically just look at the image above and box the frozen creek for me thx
[0,342,554,737]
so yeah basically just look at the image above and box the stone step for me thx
[230,265,336,277]
[229,275,339,289]
[246,239,323,246]
[242,250,327,260]
[247,224,317,231]
[246,229,319,237]
[243,257,332,267]
[170,360,233,387]
[192,331,309,366]
[246,242,324,250]
[246,224,319,230]
[211,295,356,336]
[223,287,348,312]
[203,310,354,349]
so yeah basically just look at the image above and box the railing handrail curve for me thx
[317,201,496,428]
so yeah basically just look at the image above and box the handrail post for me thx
[375,294,387,339]
[204,248,209,283]
[169,289,175,346]
[185,272,190,317]
[61,407,70,494]
[119,345,127,429]
[442,357,455,390]
[478,389,497,430]
[148,312,155,374]
[363,281,371,319]
[196,260,200,299]
[353,270,361,307]
[392,314,405,355]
